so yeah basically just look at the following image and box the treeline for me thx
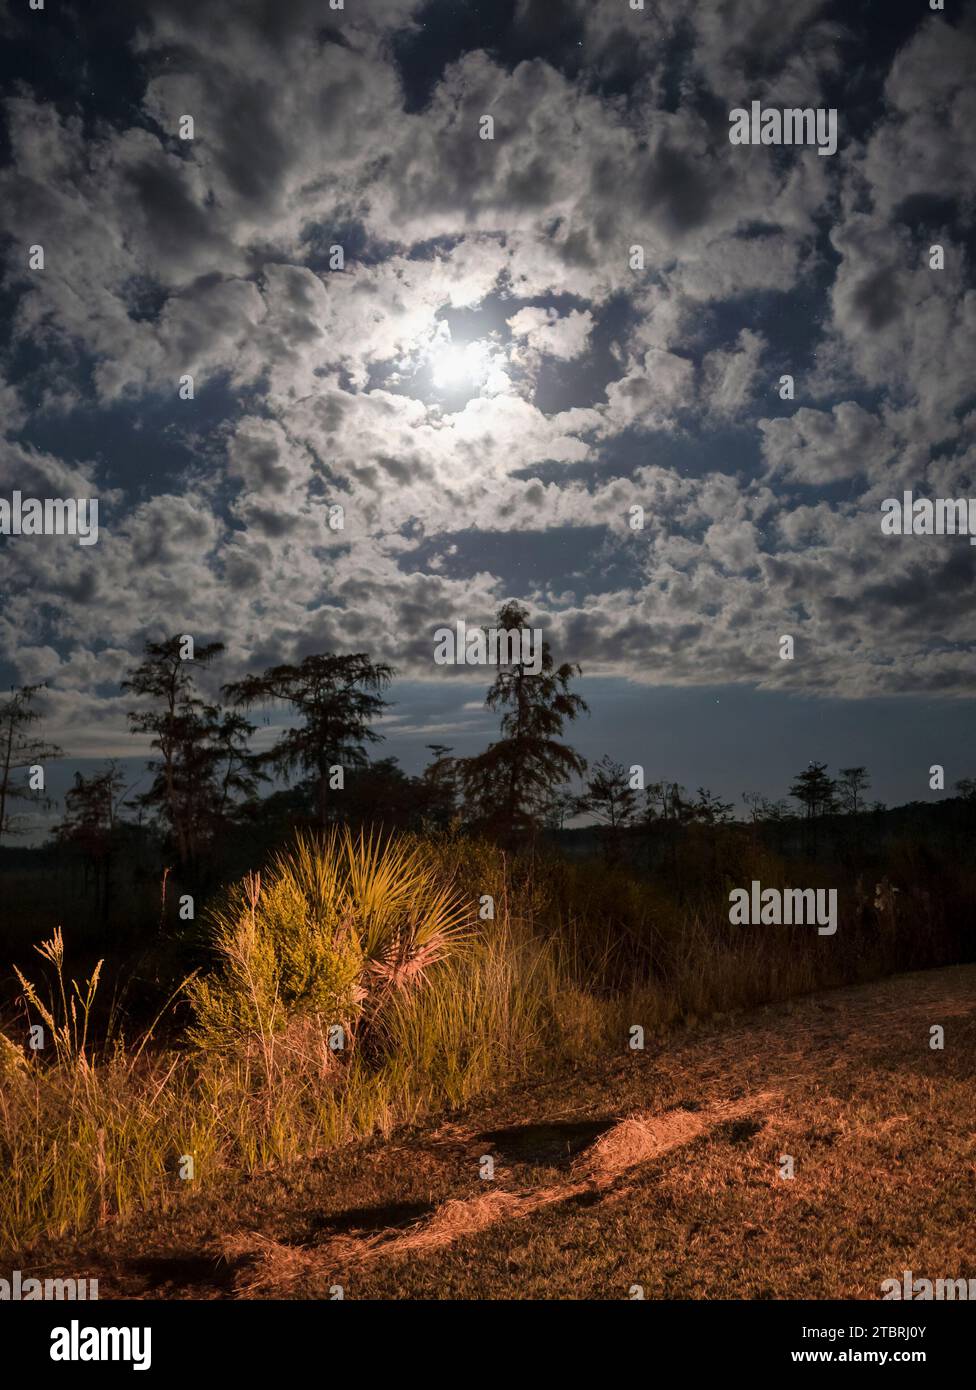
[2,601,975,895]
[1,602,587,884]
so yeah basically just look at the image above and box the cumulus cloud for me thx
[1,0,974,761]
[759,402,896,485]
[507,306,594,361]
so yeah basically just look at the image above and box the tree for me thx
[58,762,127,844]
[208,708,267,816]
[837,766,870,815]
[789,762,837,821]
[578,756,640,863]
[644,781,688,824]
[421,744,458,829]
[640,780,692,876]
[789,761,837,855]
[690,786,735,825]
[542,784,579,831]
[0,685,63,844]
[742,790,793,824]
[457,601,588,842]
[581,755,638,828]
[56,762,131,909]
[224,652,394,830]
[342,756,418,830]
[122,636,260,871]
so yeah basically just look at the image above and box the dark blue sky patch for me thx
[597,424,763,485]
[694,277,833,389]
[0,2,150,156]
[530,290,644,415]
[392,0,527,115]
[891,195,976,277]
[398,523,638,598]
[819,0,939,144]
[21,676,976,847]
[15,371,246,496]
[301,218,400,272]
[406,233,469,262]
[121,275,171,325]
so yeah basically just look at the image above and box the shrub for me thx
[188,829,475,1056]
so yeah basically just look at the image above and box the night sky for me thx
[1,0,974,838]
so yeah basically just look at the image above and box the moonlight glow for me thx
[430,339,491,392]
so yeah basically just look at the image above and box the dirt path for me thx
[219,1090,786,1292]
[218,962,976,1297]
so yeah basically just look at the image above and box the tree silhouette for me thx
[56,762,131,911]
[644,781,688,824]
[122,636,258,872]
[691,786,735,825]
[457,601,588,841]
[342,756,419,830]
[224,652,394,830]
[542,784,578,831]
[743,790,793,824]
[421,744,458,829]
[581,755,638,828]
[0,684,63,844]
[208,708,267,817]
[837,766,870,815]
[789,762,838,821]
[789,760,838,854]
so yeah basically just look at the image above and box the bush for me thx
[188,829,475,1056]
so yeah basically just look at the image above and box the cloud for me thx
[759,402,896,485]
[506,306,594,361]
[702,329,766,418]
[1,0,975,764]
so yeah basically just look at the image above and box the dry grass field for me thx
[12,961,974,1301]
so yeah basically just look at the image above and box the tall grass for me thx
[0,825,970,1251]
[0,832,572,1248]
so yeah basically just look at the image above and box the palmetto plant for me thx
[188,828,475,1057]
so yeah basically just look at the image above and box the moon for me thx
[430,339,490,393]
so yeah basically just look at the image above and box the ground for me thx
[14,963,976,1300]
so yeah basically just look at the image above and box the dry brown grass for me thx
[218,1088,787,1294]
[12,963,975,1300]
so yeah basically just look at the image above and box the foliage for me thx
[580,755,639,828]
[122,637,263,873]
[188,828,474,1054]
[789,760,838,820]
[458,601,588,840]
[224,653,394,830]
[0,684,62,843]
